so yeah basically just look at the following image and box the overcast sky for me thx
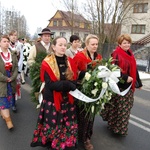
[0,0,68,35]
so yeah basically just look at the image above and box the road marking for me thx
[129,114,150,133]
[129,120,150,133]
[130,114,150,126]
[134,96,150,107]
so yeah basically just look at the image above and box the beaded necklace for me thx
[1,52,10,61]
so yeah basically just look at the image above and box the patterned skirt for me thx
[30,99,78,150]
[0,70,13,109]
[100,89,134,135]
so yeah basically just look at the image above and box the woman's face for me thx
[53,38,67,56]
[119,39,131,51]
[86,38,98,53]
[0,38,10,50]
[72,40,80,49]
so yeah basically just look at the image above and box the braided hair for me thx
[52,36,74,80]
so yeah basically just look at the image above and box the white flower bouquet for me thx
[76,57,122,119]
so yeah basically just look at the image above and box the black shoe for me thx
[12,106,17,113]
[22,81,25,84]
[25,73,28,77]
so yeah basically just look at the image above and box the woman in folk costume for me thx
[0,35,18,129]
[73,34,102,150]
[31,36,78,150]
[21,38,31,84]
[101,34,142,136]
[9,30,23,112]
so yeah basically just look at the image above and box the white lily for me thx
[102,82,108,89]
[101,103,105,110]
[94,82,98,86]
[91,105,95,113]
[85,72,91,81]
[91,88,98,96]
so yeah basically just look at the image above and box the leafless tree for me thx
[32,27,42,40]
[0,3,30,38]
[60,0,79,34]
[80,0,140,56]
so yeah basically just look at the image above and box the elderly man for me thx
[27,28,53,67]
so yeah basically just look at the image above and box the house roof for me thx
[134,33,150,45]
[49,10,89,23]
[60,10,89,22]
[47,10,91,32]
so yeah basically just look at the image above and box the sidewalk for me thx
[139,71,150,91]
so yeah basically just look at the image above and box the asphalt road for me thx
[0,77,150,150]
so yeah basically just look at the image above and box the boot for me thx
[0,111,4,119]
[84,139,94,150]
[4,116,14,130]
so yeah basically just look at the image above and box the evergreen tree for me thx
[29,52,47,104]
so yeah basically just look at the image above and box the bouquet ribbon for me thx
[69,66,132,103]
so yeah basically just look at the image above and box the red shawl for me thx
[40,54,77,111]
[112,46,137,91]
[73,49,102,71]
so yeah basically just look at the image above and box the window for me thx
[53,21,57,26]
[133,3,148,13]
[84,23,89,29]
[51,32,55,39]
[74,22,79,27]
[84,34,88,38]
[60,32,66,37]
[84,34,88,40]
[131,25,145,34]
[58,21,62,26]
[74,33,79,36]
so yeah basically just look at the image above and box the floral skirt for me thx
[100,89,134,135]
[30,99,78,150]
[0,70,13,109]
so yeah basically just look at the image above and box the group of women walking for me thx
[0,32,142,150]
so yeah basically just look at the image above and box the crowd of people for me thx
[0,27,142,150]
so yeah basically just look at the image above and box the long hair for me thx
[52,36,74,80]
[65,56,74,80]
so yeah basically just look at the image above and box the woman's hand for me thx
[127,76,133,83]
[7,78,11,82]
[138,87,142,90]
